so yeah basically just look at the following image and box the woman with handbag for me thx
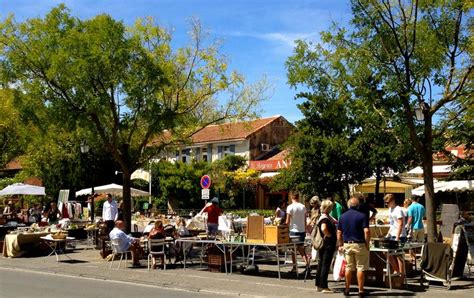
[315,199,337,293]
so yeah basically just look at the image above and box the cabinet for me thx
[264,225,289,244]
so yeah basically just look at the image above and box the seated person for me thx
[109,220,142,267]
[176,218,190,237]
[174,218,191,262]
[148,220,166,269]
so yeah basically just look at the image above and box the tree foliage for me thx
[283,0,472,241]
[0,5,268,231]
[0,89,29,168]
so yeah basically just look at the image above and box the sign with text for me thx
[249,160,291,172]
[201,188,210,200]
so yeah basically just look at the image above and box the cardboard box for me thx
[264,225,289,244]
[247,216,264,243]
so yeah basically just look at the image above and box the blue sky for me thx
[1,0,352,123]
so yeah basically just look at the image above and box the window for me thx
[202,147,208,162]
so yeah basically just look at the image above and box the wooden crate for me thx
[247,216,264,243]
[264,225,289,244]
[207,244,230,273]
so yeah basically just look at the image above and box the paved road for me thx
[0,267,222,298]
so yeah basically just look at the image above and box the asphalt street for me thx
[0,267,221,298]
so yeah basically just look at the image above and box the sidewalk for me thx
[1,241,472,297]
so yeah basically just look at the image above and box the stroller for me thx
[420,242,454,289]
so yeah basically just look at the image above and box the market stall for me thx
[2,231,49,257]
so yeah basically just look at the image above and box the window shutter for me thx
[195,148,201,161]
[230,144,235,154]
[217,146,223,159]
[207,145,213,162]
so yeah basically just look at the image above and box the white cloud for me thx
[224,30,319,52]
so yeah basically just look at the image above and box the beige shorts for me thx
[344,243,369,272]
[412,229,425,242]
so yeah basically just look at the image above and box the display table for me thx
[2,232,49,258]
[175,238,302,279]
[175,238,228,273]
[370,243,424,290]
[40,236,76,262]
[227,241,302,280]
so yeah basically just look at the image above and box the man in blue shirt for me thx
[109,220,141,267]
[407,195,425,263]
[407,196,425,242]
[337,194,370,296]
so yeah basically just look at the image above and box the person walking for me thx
[406,195,425,263]
[384,193,407,278]
[102,193,118,234]
[329,196,343,221]
[337,196,370,296]
[357,193,377,224]
[406,196,425,242]
[315,199,337,293]
[286,193,309,272]
[309,196,321,226]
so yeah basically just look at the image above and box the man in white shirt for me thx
[109,220,141,267]
[384,193,407,277]
[286,193,309,272]
[102,193,118,234]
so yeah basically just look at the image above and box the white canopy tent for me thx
[412,180,473,196]
[407,165,452,175]
[0,183,46,196]
[75,183,149,197]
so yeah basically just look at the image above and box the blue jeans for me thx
[207,223,218,235]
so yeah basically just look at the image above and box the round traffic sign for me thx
[200,175,211,189]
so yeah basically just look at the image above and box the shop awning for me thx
[412,180,473,196]
[355,181,413,194]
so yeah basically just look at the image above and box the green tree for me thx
[0,89,29,168]
[152,160,211,210]
[284,0,472,242]
[0,6,267,232]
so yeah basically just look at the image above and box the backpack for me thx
[311,214,328,250]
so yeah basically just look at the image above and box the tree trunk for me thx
[422,115,437,243]
[122,168,132,234]
[375,166,381,206]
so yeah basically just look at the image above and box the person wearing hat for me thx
[200,197,222,237]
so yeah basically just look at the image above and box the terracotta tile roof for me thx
[268,149,290,160]
[5,158,22,170]
[191,116,282,144]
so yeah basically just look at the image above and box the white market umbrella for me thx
[0,183,46,196]
[75,183,149,197]
[411,180,473,196]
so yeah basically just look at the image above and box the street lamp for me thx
[414,101,428,121]
[80,141,95,222]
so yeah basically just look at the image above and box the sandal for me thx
[289,266,297,273]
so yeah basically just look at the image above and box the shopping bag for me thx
[333,251,347,281]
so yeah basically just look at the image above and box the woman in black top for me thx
[315,199,337,293]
